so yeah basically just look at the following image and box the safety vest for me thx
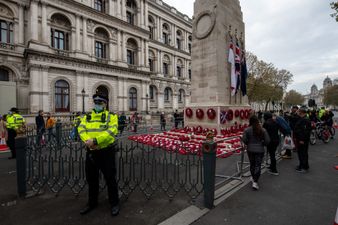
[78,110,118,149]
[6,113,25,130]
[73,116,82,127]
[319,109,325,119]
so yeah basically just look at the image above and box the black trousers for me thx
[85,147,119,207]
[247,152,264,182]
[160,122,166,131]
[7,129,16,158]
[296,142,309,170]
[267,142,279,172]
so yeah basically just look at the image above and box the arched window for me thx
[188,35,192,53]
[55,80,70,112]
[94,0,105,12]
[148,16,155,40]
[94,27,109,59]
[148,50,155,72]
[126,0,137,25]
[188,62,191,81]
[176,59,183,78]
[96,85,109,109]
[178,89,185,103]
[50,14,71,51]
[164,87,172,102]
[162,23,170,45]
[129,87,137,111]
[0,20,13,44]
[176,30,183,50]
[163,55,170,77]
[0,67,9,81]
[126,38,138,65]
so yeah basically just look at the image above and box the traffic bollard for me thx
[202,140,217,209]
[16,136,27,197]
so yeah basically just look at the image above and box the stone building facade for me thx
[0,0,192,114]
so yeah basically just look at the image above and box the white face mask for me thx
[94,104,104,112]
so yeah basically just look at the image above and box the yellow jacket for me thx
[78,110,118,149]
[6,113,25,130]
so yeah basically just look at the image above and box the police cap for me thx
[93,94,108,103]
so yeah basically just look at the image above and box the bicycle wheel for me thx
[330,127,336,137]
[310,130,316,145]
[322,129,330,143]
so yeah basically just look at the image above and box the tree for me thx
[246,52,293,111]
[331,1,338,22]
[284,90,305,108]
[323,85,338,106]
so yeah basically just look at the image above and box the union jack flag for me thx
[220,111,228,124]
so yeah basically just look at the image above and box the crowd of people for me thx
[244,106,336,190]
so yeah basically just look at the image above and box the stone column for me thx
[76,15,81,51]
[82,17,87,53]
[109,40,114,61]
[139,38,144,66]
[18,3,24,44]
[171,24,176,47]
[144,0,149,28]
[117,0,121,19]
[173,94,178,110]
[41,66,49,112]
[157,50,162,74]
[29,0,39,41]
[122,0,126,21]
[145,40,149,68]
[137,7,141,27]
[158,90,164,110]
[117,30,122,61]
[172,55,176,77]
[71,27,76,51]
[158,17,162,42]
[121,32,126,62]
[41,1,48,43]
[140,0,144,28]
[108,0,114,16]
[29,66,41,113]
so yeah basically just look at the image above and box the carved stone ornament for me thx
[193,10,216,40]
[0,3,14,19]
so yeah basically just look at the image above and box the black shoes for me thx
[111,205,120,217]
[295,166,309,173]
[80,204,97,215]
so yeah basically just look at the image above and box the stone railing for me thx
[0,42,15,50]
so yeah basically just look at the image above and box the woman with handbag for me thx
[242,115,270,190]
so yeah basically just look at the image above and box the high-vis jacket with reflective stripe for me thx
[78,110,118,149]
[6,113,25,130]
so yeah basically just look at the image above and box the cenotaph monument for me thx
[185,0,250,134]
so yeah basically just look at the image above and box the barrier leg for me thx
[202,141,217,209]
[16,136,27,197]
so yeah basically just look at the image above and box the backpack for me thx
[275,116,291,136]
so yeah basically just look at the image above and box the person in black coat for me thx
[294,108,312,173]
[283,106,300,158]
[118,112,127,136]
[35,110,45,145]
[263,112,281,175]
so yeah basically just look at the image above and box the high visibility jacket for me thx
[6,113,25,130]
[78,110,118,149]
[319,109,325,120]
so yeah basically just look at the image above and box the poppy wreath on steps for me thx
[227,109,234,121]
[207,108,217,120]
[195,126,203,134]
[211,128,218,136]
[235,109,240,118]
[239,109,245,120]
[196,108,204,120]
[185,108,193,118]
[244,109,250,119]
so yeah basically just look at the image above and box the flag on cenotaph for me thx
[228,42,236,96]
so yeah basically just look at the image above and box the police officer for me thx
[72,112,82,141]
[78,94,119,216]
[6,107,25,159]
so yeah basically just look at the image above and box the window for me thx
[0,68,9,81]
[149,59,154,72]
[55,80,70,112]
[178,90,184,103]
[162,24,170,44]
[129,87,137,111]
[50,14,71,51]
[188,43,191,53]
[149,86,154,100]
[95,41,106,58]
[127,39,138,65]
[94,0,105,12]
[189,69,191,80]
[164,88,171,102]
[163,63,168,76]
[0,20,13,44]
[127,11,134,25]
[176,38,181,50]
[127,50,135,65]
[149,26,153,39]
[148,16,155,40]
[177,66,181,78]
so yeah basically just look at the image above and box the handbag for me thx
[282,136,295,150]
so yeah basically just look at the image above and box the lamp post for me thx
[146,94,149,114]
[81,88,85,114]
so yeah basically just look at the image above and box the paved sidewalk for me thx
[192,138,338,225]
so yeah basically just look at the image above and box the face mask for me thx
[8,111,13,115]
[94,104,104,112]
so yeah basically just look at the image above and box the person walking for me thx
[174,110,179,129]
[242,115,270,190]
[160,112,166,131]
[294,108,312,173]
[118,112,127,136]
[263,112,280,176]
[45,113,56,142]
[283,105,299,159]
[6,107,25,159]
[35,110,45,145]
[0,115,7,146]
[132,112,139,133]
[78,94,120,216]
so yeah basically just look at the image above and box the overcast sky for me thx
[163,0,338,94]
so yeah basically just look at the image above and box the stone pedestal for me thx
[185,0,250,133]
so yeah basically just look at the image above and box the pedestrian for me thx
[78,93,120,216]
[294,107,312,173]
[283,105,299,159]
[35,110,45,145]
[257,110,263,122]
[160,112,166,131]
[45,113,56,142]
[174,110,179,129]
[6,107,25,159]
[263,112,280,176]
[71,112,82,141]
[242,115,270,190]
[118,112,126,136]
[132,112,139,133]
[0,115,7,145]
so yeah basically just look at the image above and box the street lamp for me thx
[81,88,86,114]
[146,94,149,114]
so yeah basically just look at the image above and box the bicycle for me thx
[309,122,331,145]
